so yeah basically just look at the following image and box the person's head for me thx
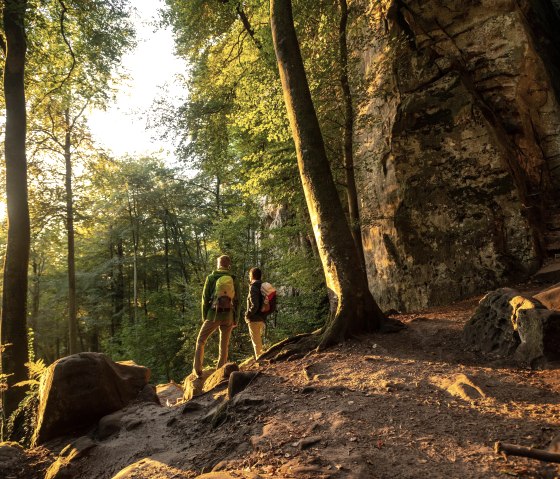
[217,255,231,270]
[249,267,262,281]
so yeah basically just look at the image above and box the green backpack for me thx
[212,274,235,312]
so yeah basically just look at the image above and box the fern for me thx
[6,359,47,446]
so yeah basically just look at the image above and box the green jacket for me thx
[201,269,240,322]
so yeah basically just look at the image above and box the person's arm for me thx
[201,275,213,322]
[246,282,260,319]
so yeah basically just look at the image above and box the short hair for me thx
[249,267,262,280]
[217,255,231,269]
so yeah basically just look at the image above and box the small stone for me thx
[299,436,321,450]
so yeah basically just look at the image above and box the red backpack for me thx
[260,282,277,315]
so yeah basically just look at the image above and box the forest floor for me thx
[11,285,560,479]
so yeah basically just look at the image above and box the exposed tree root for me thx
[259,331,321,362]
[495,441,560,463]
[380,316,407,333]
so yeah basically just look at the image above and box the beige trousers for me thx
[192,319,234,375]
[248,321,265,359]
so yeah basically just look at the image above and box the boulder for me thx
[182,363,238,401]
[516,309,560,364]
[534,283,560,310]
[136,384,160,404]
[228,371,258,399]
[0,442,27,477]
[203,363,238,393]
[463,288,531,356]
[112,458,190,478]
[182,369,214,401]
[32,353,150,445]
[463,288,560,365]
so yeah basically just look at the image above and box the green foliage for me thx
[6,359,46,446]
[0,0,350,390]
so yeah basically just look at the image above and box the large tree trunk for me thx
[338,0,366,272]
[1,0,30,418]
[64,109,78,355]
[270,0,385,348]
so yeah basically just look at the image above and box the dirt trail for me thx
[22,294,560,478]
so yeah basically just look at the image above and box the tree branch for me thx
[217,0,262,50]
[495,442,560,463]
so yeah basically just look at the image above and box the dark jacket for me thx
[201,269,240,322]
[245,280,265,322]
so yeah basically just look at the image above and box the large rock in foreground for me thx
[463,288,560,365]
[32,353,150,445]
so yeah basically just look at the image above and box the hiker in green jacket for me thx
[192,255,240,377]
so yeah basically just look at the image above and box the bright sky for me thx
[87,0,187,161]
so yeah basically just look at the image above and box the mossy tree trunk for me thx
[270,0,385,348]
[1,0,30,418]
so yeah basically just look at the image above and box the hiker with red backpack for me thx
[192,255,240,378]
[245,267,276,359]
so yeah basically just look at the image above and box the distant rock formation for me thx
[352,0,560,310]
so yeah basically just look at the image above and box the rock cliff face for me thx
[351,0,560,310]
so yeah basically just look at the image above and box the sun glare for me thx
[0,200,6,223]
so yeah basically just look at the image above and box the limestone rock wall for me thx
[352,0,560,311]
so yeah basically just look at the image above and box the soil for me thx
[7,291,560,479]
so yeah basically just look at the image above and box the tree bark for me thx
[1,0,30,419]
[270,0,385,348]
[338,0,366,272]
[64,109,79,355]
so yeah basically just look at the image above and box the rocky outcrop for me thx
[352,0,560,310]
[32,353,150,445]
[463,288,560,365]
[182,363,239,401]
[0,442,28,478]
[534,282,560,309]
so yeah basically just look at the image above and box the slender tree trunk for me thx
[270,0,385,348]
[1,0,30,419]
[163,213,172,300]
[132,229,138,323]
[64,109,78,355]
[126,190,139,324]
[115,238,125,334]
[339,0,366,271]
[29,257,42,356]
[90,329,99,352]
[142,244,148,317]
[216,176,221,215]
